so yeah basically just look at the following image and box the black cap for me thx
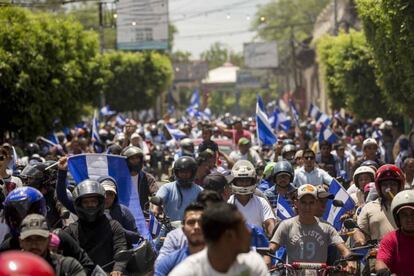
[203,173,228,192]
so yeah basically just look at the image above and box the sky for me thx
[169,0,271,59]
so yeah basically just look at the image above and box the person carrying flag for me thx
[270,184,355,273]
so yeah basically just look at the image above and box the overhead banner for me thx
[117,0,169,50]
[244,42,279,69]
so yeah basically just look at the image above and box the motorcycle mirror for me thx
[114,249,133,262]
[332,199,344,207]
[150,196,163,207]
[343,218,358,229]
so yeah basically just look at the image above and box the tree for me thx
[356,0,414,116]
[0,7,100,140]
[200,42,243,69]
[252,0,330,57]
[100,51,173,112]
[316,30,395,119]
[171,50,192,62]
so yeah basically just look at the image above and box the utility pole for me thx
[334,0,338,35]
[98,1,106,108]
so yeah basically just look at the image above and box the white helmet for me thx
[353,166,375,189]
[391,190,414,227]
[231,160,256,195]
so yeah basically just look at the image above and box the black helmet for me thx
[26,143,40,157]
[73,179,105,222]
[121,146,144,158]
[173,156,197,187]
[20,163,51,189]
[361,160,380,171]
[180,138,194,156]
[273,161,294,182]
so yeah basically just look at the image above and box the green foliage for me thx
[171,50,192,62]
[0,7,100,139]
[100,51,173,112]
[356,0,414,116]
[316,30,394,119]
[200,42,243,69]
[252,0,330,56]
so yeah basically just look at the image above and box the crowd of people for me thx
[0,111,414,276]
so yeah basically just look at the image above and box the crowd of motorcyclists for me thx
[0,111,414,276]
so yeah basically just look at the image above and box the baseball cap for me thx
[238,137,251,145]
[101,179,117,194]
[362,138,378,149]
[20,214,50,240]
[316,185,334,199]
[130,133,140,140]
[203,173,228,192]
[297,184,318,199]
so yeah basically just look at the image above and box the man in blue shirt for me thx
[154,156,203,221]
[154,202,205,276]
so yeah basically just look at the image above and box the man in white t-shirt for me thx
[227,160,275,236]
[170,202,268,276]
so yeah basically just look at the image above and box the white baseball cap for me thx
[297,184,318,199]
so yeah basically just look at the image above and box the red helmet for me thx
[375,164,405,197]
[0,251,55,276]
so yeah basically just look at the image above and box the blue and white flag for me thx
[316,112,332,127]
[167,89,175,114]
[256,96,277,145]
[308,103,320,119]
[186,89,201,118]
[289,100,300,126]
[92,112,103,153]
[68,154,151,240]
[277,110,292,132]
[165,123,187,141]
[276,195,295,221]
[323,178,355,231]
[116,114,126,127]
[372,129,384,144]
[47,132,59,145]
[100,105,116,117]
[319,123,338,144]
[149,213,162,237]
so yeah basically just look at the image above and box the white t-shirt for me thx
[228,195,275,230]
[169,248,268,276]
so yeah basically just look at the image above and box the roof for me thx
[202,62,239,84]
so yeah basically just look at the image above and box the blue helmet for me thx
[4,187,46,235]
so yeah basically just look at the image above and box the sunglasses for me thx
[304,156,315,160]
[0,155,6,161]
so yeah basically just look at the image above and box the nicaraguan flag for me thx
[165,123,187,141]
[372,129,384,144]
[167,89,175,114]
[323,178,355,230]
[116,114,126,126]
[186,89,201,118]
[269,108,278,129]
[276,195,295,221]
[100,105,116,116]
[316,112,332,127]
[277,111,291,132]
[289,100,300,126]
[68,154,150,240]
[319,123,338,144]
[308,103,320,119]
[149,213,162,237]
[256,96,277,145]
[47,132,59,145]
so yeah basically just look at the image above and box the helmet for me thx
[361,160,380,171]
[282,139,295,146]
[121,146,144,158]
[4,187,46,235]
[353,166,375,189]
[391,190,414,227]
[0,251,55,276]
[26,143,40,156]
[180,138,194,156]
[231,160,256,195]
[281,144,296,163]
[20,163,54,189]
[273,161,294,182]
[375,164,405,197]
[173,156,197,187]
[121,146,144,172]
[73,179,105,222]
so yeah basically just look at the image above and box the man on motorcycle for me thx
[169,202,268,275]
[19,214,86,276]
[154,156,203,221]
[154,202,205,276]
[376,190,414,275]
[354,165,404,245]
[228,160,275,237]
[270,184,355,273]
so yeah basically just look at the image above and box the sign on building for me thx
[117,0,169,50]
[244,42,278,69]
